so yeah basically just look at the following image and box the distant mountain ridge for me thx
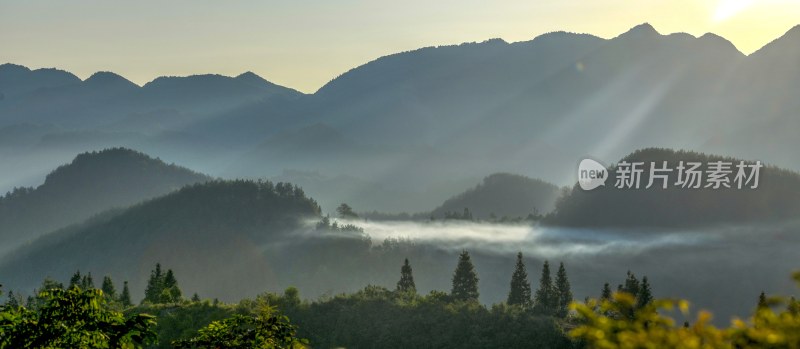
[0,148,210,254]
[3,23,800,213]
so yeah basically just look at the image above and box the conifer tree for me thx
[507,252,532,307]
[191,293,201,302]
[636,276,653,309]
[451,250,479,301]
[143,263,164,304]
[554,262,573,317]
[81,272,95,289]
[396,258,416,293]
[622,271,640,297]
[533,260,556,315]
[69,271,82,289]
[161,269,182,303]
[101,276,116,300]
[601,283,612,300]
[758,291,768,310]
[119,281,132,307]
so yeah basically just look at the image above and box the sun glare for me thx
[713,0,755,22]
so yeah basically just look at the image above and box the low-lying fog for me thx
[320,219,800,325]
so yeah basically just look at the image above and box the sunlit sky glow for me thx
[2,0,799,93]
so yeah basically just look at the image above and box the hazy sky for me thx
[2,0,799,93]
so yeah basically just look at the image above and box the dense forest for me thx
[4,254,798,348]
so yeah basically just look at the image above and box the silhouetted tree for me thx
[636,276,653,309]
[451,250,479,301]
[758,291,768,310]
[622,271,640,297]
[81,273,95,290]
[601,283,612,300]
[337,203,358,218]
[69,271,82,289]
[119,281,132,307]
[507,252,532,307]
[555,262,573,317]
[533,260,556,316]
[396,258,416,293]
[101,276,116,300]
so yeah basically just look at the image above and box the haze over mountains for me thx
[2,23,800,213]
[0,148,209,255]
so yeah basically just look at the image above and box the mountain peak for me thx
[616,23,661,40]
[0,63,31,74]
[84,71,138,87]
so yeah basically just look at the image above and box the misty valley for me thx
[3,22,800,349]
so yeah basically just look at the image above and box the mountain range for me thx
[2,23,800,213]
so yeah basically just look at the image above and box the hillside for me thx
[544,148,800,228]
[430,173,560,219]
[0,148,210,254]
[0,180,321,300]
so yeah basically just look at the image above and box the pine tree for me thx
[507,252,532,307]
[636,276,653,309]
[601,283,612,300]
[451,250,479,301]
[396,258,416,293]
[101,276,116,300]
[554,262,573,317]
[6,290,19,308]
[161,269,182,303]
[622,271,640,297]
[143,263,164,304]
[69,271,82,289]
[81,272,95,289]
[533,260,556,316]
[757,291,768,310]
[191,293,201,302]
[119,281,132,307]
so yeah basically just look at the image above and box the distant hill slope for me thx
[544,148,800,228]
[0,148,210,254]
[430,173,560,219]
[0,180,321,300]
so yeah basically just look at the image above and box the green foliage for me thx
[451,250,479,302]
[396,258,416,293]
[143,264,183,305]
[0,287,156,348]
[507,252,532,308]
[282,285,571,349]
[571,271,800,349]
[172,308,306,349]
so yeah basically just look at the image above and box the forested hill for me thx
[0,148,210,254]
[430,173,560,220]
[545,148,800,228]
[0,180,322,300]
